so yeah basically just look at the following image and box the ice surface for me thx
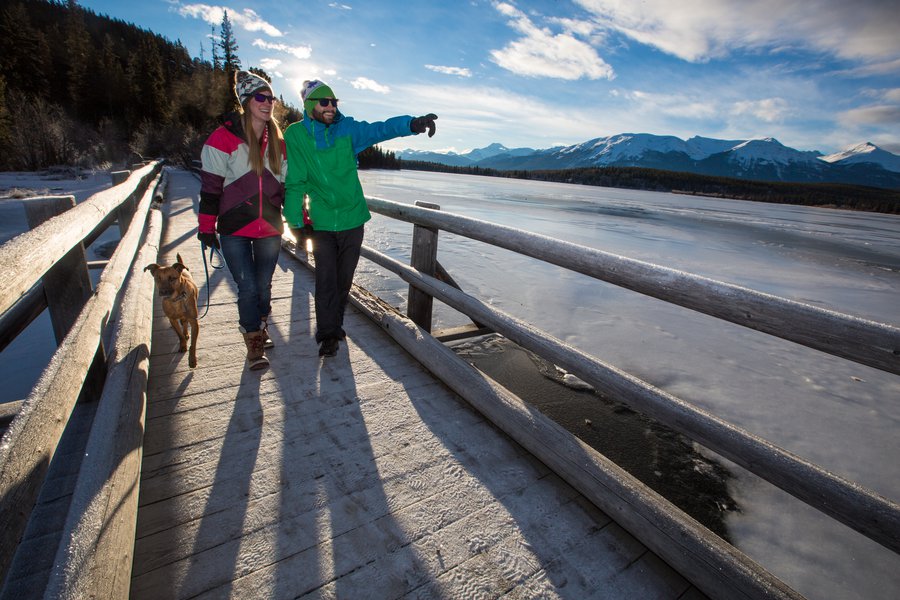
[357,169,900,600]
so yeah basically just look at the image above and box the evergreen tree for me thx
[126,37,171,126]
[248,67,271,83]
[210,25,220,71]
[218,11,241,110]
[0,74,10,158]
[64,0,91,117]
[0,2,53,98]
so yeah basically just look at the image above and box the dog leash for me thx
[199,242,225,318]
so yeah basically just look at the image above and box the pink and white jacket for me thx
[199,112,287,238]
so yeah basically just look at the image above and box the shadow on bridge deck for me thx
[131,169,703,599]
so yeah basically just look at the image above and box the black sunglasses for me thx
[253,93,277,104]
[316,98,339,107]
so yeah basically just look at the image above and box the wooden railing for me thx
[290,195,899,600]
[0,162,165,599]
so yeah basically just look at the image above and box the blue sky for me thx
[76,0,900,155]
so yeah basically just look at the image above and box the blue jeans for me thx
[219,234,281,332]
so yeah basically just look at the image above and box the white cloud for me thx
[840,105,900,126]
[177,3,283,37]
[883,88,900,103]
[574,0,900,63]
[626,90,718,120]
[370,82,617,151]
[253,39,312,59]
[329,2,352,9]
[490,2,614,80]
[259,58,282,71]
[425,65,473,77]
[833,58,900,79]
[732,98,790,123]
[351,77,391,94]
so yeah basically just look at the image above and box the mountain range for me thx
[397,135,900,189]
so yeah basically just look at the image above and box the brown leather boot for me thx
[242,330,269,370]
[260,315,274,349]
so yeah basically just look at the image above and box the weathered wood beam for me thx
[407,201,440,331]
[0,162,160,317]
[0,170,162,588]
[40,209,161,600]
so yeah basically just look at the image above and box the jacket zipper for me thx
[259,126,268,223]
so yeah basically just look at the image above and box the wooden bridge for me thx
[0,163,898,599]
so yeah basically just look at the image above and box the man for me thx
[284,79,437,357]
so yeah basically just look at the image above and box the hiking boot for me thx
[242,330,269,370]
[260,316,274,349]
[318,337,339,357]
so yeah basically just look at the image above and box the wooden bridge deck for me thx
[131,170,704,598]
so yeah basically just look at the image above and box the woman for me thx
[197,71,287,370]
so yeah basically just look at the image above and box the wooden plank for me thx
[433,323,493,342]
[333,257,802,600]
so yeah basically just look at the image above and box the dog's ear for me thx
[144,264,159,274]
[174,264,187,274]
[175,253,189,271]
[176,253,184,265]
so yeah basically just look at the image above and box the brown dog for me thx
[144,253,200,368]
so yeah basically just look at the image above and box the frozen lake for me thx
[355,169,900,600]
[2,167,898,598]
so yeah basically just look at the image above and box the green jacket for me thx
[284,111,414,232]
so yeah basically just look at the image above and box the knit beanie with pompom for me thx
[301,79,336,113]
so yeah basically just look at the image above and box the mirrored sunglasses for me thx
[253,93,277,104]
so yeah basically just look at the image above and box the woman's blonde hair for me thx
[241,98,284,176]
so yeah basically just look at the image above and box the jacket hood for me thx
[219,111,247,143]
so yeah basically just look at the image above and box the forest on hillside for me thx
[0,0,399,171]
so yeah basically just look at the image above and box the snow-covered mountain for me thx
[398,142,535,167]
[820,142,900,173]
[398,135,900,187]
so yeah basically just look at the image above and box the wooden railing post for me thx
[24,196,92,345]
[407,201,440,331]
[112,170,136,236]
[23,195,107,402]
[109,170,130,186]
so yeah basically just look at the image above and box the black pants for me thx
[311,225,364,343]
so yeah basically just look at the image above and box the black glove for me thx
[410,113,438,137]
[290,224,314,250]
[197,231,219,249]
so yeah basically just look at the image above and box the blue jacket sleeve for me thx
[343,115,414,156]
